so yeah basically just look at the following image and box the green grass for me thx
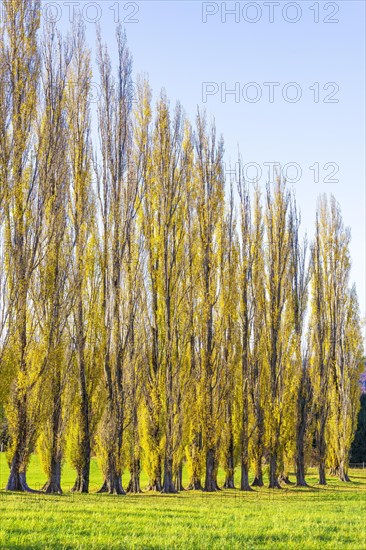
[0,454,365,549]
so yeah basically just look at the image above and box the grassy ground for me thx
[0,453,365,549]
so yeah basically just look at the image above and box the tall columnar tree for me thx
[331,286,364,481]
[137,79,164,492]
[248,187,266,487]
[184,128,204,491]
[237,169,254,491]
[35,24,73,494]
[314,197,364,482]
[95,25,137,495]
[288,201,311,487]
[194,112,225,492]
[263,178,291,489]
[220,181,239,490]
[66,19,94,493]
[3,0,42,492]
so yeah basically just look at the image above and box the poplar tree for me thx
[248,187,266,487]
[263,179,291,489]
[95,25,137,495]
[237,170,254,491]
[35,24,72,494]
[194,112,225,492]
[3,0,42,492]
[288,202,311,487]
[66,19,95,493]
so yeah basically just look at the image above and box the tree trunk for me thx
[251,456,264,487]
[251,406,264,487]
[6,396,36,493]
[278,473,293,485]
[43,380,63,494]
[97,445,125,495]
[240,419,253,491]
[162,455,177,493]
[318,459,327,485]
[174,462,184,491]
[187,476,202,490]
[269,453,281,489]
[127,458,142,493]
[296,453,308,487]
[146,458,162,491]
[223,470,235,489]
[6,450,38,493]
[204,447,220,491]
[42,456,62,494]
[222,432,235,489]
[295,364,311,487]
[146,479,162,491]
[187,431,203,490]
[240,461,253,491]
[107,475,125,495]
[71,443,90,494]
[295,426,308,486]
[338,461,351,482]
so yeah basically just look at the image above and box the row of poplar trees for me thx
[0,1,364,494]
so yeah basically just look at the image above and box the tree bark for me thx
[223,430,235,489]
[295,452,308,487]
[240,461,253,491]
[251,405,264,487]
[204,447,220,492]
[146,458,162,491]
[6,449,38,493]
[269,453,281,489]
[43,376,63,494]
[174,461,184,491]
[42,456,62,494]
[278,473,293,485]
[187,477,203,490]
[162,456,177,493]
[318,459,327,485]
[338,461,351,482]
[251,456,264,487]
[295,419,308,486]
[127,458,142,493]
[187,430,203,490]
[5,395,36,493]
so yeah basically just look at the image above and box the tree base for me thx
[126,477,142,494]
[97,477,125,495]
[186,479,203,491]
[161,487,178,494]
[268,480,282,489]
[146,482,162,492]
[338,473,351,482]
[203,481,221,492]
[42,480,63,494]
[278,475,294,486]
[295,480,309,487]
[251,477,264,487]
[222,477,235,489]
[71,476,90,493]
[6,471,40,493]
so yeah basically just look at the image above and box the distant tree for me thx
[350,393,366,463]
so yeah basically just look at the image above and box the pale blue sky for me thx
[44,0,365,315]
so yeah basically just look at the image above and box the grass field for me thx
[0,453,365,549]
